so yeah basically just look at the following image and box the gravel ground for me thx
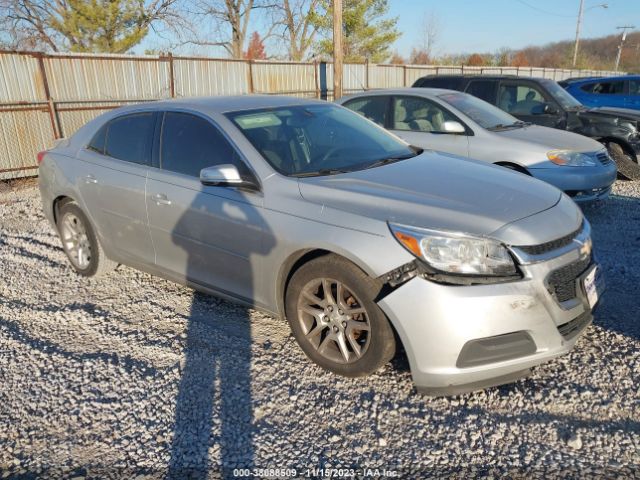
[0,179,639,479]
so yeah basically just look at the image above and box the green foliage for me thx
[49,0,149,53]
[314,0,400,63]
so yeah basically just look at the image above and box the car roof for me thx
[338,87,461,101]
[112,95,328,115]
[416,74,555,82]
[567,75,640,85]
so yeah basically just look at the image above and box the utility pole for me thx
[572,1,608,67]
[333,0,343,100]
[572,0,584,67]
[615,25,635,71]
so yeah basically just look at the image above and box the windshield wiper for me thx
[363,151,421,170]
[488,121,529,131]
[292,168,351,177]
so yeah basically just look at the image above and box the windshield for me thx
[227,104,417,176]
[437,92,519,129]
[542,79,582,109]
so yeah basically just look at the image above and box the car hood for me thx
[298,151,562,239]
[587,106,640,121]
[492,124,602,153]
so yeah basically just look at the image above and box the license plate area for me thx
[582,264,604,309]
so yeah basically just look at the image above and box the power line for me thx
[514,0,577,18]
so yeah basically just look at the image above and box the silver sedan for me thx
[38,96,602,395]
[337,88,618,202]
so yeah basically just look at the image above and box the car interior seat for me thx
[405,101,434,132]
[498,90,513,112]
[394,104,411,130]
[244,127,296,173]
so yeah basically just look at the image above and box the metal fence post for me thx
[319,62,328,100]
[314,60,320,98]
[247,60,255,93]
[365,58,370,90]
[35,52,61,139]
[168,52,175,98]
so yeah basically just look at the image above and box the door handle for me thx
[153,193,172,206]
[84,174,98,184]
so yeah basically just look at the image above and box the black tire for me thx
[56,202,116,277]
[606,142,640,181]
[285,254,396,377]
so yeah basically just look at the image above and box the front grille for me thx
[596,151,612,165]
[547,255,592,302]
[515,221,583,256]
[557,311,592,340]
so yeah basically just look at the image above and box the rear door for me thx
[389,95,469,156]
[146,111,265,301]
[76,112,156,265]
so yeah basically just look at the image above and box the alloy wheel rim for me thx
[297,278,371,364]
[60,213,92,269]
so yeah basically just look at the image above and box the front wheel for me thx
[285,255,396,377]
[57,202,116,277]
[606,142,640,180]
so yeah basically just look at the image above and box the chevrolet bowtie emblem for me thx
[576,237,593,259]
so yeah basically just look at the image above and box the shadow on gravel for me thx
[166,183,274,479]
[581,192,640,341]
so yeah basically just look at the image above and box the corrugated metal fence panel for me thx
[369,64,404,88]
[0,107,53,179]
[0,53,46,103]
[252,62,316,96]
[405,66,437,85]
[343,64,366,93]
[56,100,155,138]
[44,54,171,101]
[173,58,249,97]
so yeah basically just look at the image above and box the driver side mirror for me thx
[442,120,466,134]
[200,164,259,191]
[532,103,559,115]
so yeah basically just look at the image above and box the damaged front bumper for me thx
[377,246,597,396]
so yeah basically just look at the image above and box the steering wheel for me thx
[316,146,350,166]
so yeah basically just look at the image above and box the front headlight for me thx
[389,223,517,277]
[547,150,598,167]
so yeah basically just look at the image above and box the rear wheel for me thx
[606,141,640,180]
[57,202,116,277]
[285,255,396,377]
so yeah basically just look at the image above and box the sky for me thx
[390,0,640,57]
[141,0,640,58]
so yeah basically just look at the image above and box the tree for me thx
[418,10,439,58]
[244,31,266,59]
[388,51,404,64]
[510,51,529,67]
[0,0,184,52]
[272,0,323,61]
[466,53,484,66]
[185,0,274,58]
[314,0,401,63]
[409,47,429,65]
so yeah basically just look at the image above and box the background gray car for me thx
[38,96,602,394]
[338,88,618,202]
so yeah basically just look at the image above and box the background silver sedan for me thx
[38,96,600,395]
[338,88,618,202]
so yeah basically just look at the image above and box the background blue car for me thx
[560,75,640,110]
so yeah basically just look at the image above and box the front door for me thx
[146,111,265,302]
[497,81,562,128]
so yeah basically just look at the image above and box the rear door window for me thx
[105,113,155,165]
[87,124,107,154]
[465,80,497,103]
[160,112,237,177]
[342,96,389,127]
[589,81,625,95]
